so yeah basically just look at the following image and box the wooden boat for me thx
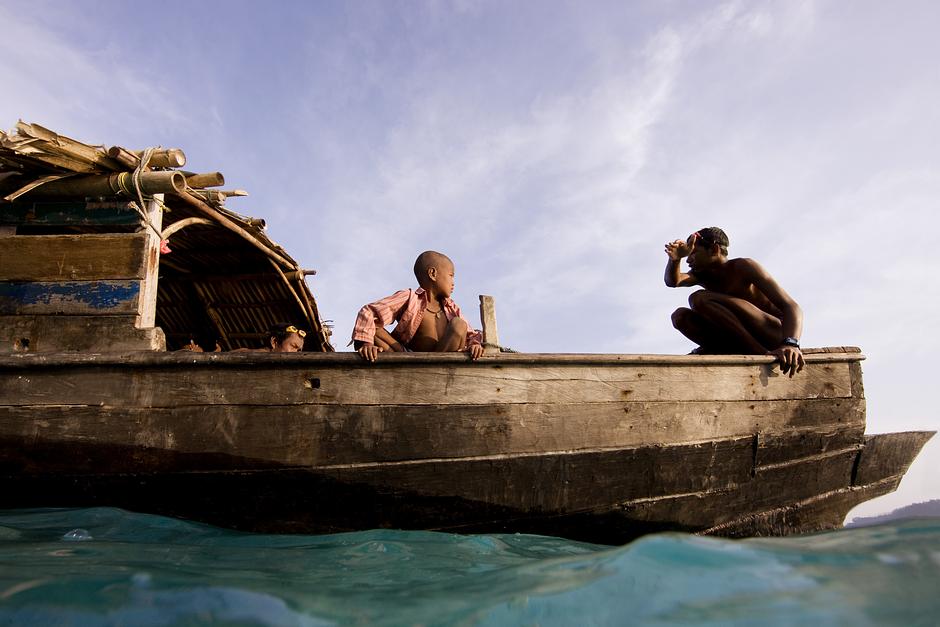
[0,123,933,544]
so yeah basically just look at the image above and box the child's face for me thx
[430,260,455,298]
[272,333,305,352]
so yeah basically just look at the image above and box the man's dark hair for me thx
[691,227,729,255]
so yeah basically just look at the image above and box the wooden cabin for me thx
[0,122,332,354]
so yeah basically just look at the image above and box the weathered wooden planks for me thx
[0,430,928,544]
[0,397,865,466]
[700,478,903,539]
[0,201,140,226]
[479,294,499,353]
[0,201,142,226]
[852,431,935,487]
[1,434,910,544]
[0,315,164,353]
[136,196,162,328]
[0,358,855,406]
[0,349,865,368]
[0,280,140,315]
[0,343,912,543]
[0,430,865,514]
[0,234,148,281]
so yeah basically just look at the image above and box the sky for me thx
[1,0,937,518]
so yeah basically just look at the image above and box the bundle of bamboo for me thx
[0,120,333,354]
[0,121,241,204]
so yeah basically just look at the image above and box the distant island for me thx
[848,499,940,527]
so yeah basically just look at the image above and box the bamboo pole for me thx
[185,172,225,188]
[169,270,316,283]
[191,281,232,350]
[14,121,123,171]
[268,257,316,336]
[107,146,142,170]
[19,171,186,198]
[134,149,186,168]
[160,217,215,240]
[189,190,226,204]
[168,191,295,269]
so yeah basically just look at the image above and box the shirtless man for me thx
[352,251,484,362]
[664,227,804,376]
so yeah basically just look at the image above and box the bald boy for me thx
[664,227,804,376]
[351,251,484,362]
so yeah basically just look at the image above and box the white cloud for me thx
[0,5,204,148]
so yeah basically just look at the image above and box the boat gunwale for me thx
[0,348,865,370]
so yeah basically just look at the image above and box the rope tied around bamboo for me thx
[17,170,186,198]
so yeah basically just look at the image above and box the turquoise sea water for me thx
[0,509,937,626]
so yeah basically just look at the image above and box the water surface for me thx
[0,508,937,625]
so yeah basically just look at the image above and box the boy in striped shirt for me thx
[351,251,484,362]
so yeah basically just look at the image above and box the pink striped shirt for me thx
[351,287,482,348]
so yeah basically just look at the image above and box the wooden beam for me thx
[479,295,499,354]
[0,201,141,226]
[136,195,162,328]
[0,398,865,466]
[0,359,856,407]
[0,315,165,353]
[0,233,148,281]
[0,348,866,369]
[0,280,140,315]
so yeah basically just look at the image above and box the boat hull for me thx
[0,350,932,544]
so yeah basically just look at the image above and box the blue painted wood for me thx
[0,281,140,315]
[0,202,141,226]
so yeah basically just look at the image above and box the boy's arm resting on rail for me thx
[743,258,805,375]
[351,289,411,361]
[373,326,405,352]
[664,239,697,287]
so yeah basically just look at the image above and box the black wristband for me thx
[781,337,800,348]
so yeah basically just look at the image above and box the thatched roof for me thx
[0,121,333,351]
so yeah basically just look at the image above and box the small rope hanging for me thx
[125,146,170,250]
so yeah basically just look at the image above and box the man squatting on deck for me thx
[664,227,805,376]
[351,251,484,362]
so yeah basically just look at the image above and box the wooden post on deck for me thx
[137,194,163,329]
[479,295,500,355]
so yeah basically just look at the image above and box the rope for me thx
[121,147,165,242]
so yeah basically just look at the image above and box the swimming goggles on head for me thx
[687,231,716,247]
[285,325,307,338]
